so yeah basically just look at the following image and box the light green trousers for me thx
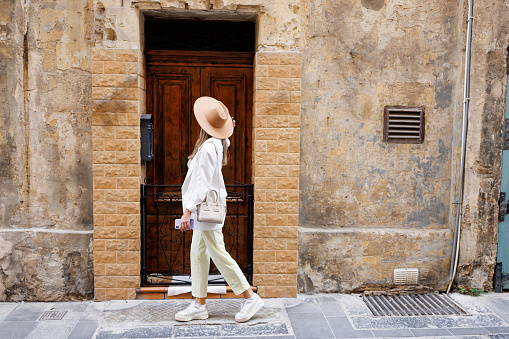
[191,229,250,298]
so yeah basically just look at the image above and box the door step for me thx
[136,286,257,300]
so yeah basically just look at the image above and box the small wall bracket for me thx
[140,114,154,162]
[503,119,509,150]
[494,262,509,293]
[499,192,508,222]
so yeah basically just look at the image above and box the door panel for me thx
[146,66,200,184]
[145,67,200,277]
[201,67,253,183]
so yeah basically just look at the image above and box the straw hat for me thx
[194,96,233,139]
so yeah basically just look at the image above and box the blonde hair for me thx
[188,128,228,166]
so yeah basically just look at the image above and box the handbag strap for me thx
[211,142,222,202]
[197,140,222,202]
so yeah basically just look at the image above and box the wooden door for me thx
[143,51,254,283]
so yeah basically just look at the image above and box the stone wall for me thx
[298,0,463,292]
[298,0,509,293]
[0,0,94,300]
[456,0,509,290]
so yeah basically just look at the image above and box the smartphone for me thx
[175,219,194,229]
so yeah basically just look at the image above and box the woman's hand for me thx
[180,209,192,231]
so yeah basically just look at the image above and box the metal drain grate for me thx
[362,294,469,317]
[39,310,67,321]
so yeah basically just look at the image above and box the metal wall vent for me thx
[362,294,469,317]
[38,310,67,321]
[394,268,419,285]
[383,106,425,144]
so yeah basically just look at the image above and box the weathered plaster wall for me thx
[0,0,94,300]
[299,0,464,292]
[456,0,509,290]
[109,0,307,51]
[298,229,451,292]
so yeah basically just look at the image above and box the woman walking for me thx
[175,96,263,323]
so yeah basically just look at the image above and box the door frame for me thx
[141,50,255,286]
[145,50,255,67]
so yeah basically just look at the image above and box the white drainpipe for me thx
[447,0,474,294]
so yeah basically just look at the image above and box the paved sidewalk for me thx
[1,293,509,338]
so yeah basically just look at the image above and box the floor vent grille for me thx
[38,310,67,321]
[362,294,469,317]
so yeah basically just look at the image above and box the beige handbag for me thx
[196,144,226,224]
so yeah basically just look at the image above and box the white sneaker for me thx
[235,294,264,322]
[175,301,209,322]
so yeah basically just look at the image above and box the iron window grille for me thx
[383,106,425,144]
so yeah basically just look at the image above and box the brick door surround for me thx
[91,49,300,300]
[92,48,144,300]
[252,52,301,298]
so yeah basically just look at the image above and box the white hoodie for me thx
[181,137,229,231]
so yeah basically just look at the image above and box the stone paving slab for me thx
[52,302,91,312]
[67,321,100,339]
[4,302,52,322]
[410,327,453,337]
[0,303,20,321]
[316,296,346,317]
[286,312,334,339]
[25,320,78,339]
[95,326,174,338]
[448,328,491,336]
[283,297,322,314]
[3,293,509,338]
[326,316,374,338]
[478,294,509,324]
[371,328,414,337]
[486,326,509,334]
[81,302,105,321]
[0,320,37,338]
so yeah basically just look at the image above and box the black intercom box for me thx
[140,114,154,161]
